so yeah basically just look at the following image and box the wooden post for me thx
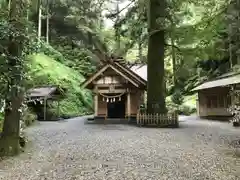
[94,93,98,116]
[43,97,47,121]
[127,91,131,119]
[94,86,98,117]
[57,99,60,120]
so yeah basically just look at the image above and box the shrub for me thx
[166,101,178,114]
[171,90,184,105]
[178,105,196,115]
[21,108,37,127]
[167,94,197,115]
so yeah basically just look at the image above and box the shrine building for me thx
[81,57,147,120]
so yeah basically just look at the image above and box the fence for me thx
[137,112,179,127]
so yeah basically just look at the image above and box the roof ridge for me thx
[28,85,58,89]
[193,72,240,91]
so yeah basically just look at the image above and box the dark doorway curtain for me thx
[107,95,126,118]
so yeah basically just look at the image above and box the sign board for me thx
[109,84,115,92]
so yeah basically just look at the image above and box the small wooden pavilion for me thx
[193,72,240,119]
[81,57,147,121]
[26,86,65,121]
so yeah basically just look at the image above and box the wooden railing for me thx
[137,112,179,127]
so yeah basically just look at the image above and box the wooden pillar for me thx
[57,100,60,120]
[94,93,98,116]
[43,97,47,121]
[94,86,98,117]
[196,99,199,116]
[127,91,131,118]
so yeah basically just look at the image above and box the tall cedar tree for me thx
[147,0,167,113]
[0,0,26,156]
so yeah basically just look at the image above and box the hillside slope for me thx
[28,53,93,117]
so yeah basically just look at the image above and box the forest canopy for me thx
[0,0,237,117]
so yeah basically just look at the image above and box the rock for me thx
[235,148,240,157]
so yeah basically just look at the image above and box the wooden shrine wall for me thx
[197,87,231,117]
[98,95,107,115]
[128,90,144,116]
[96,89,144,118]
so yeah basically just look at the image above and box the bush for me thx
[171,90,184,105]
[166,101,178,114]
[21,108,37,127]
[178,105,196,115]
[167,94,197,115]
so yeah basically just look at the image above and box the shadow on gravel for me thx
[85,120,183,130]
[85,119,129,125]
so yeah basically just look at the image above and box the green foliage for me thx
[111,0,230,97]
[171,90,184,105]
[27,53,93,117]
[21,108,37,127]
[0,0,234,120]
[167,94,197,115]
[0,108,37,132]
[38,41,66,63]
[0,113,3,132]
[53,44,97,76]
[178,105,196,116]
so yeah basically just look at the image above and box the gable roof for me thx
[192,73,240,91]
[81,59,147,89]
[26,86,65,101]
[27,87,58,97]
[130,64,147,81]
[114,62,146,85]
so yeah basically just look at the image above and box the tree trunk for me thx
[0,0,26,157]
[228,0,240,67]
[8,0,11,10]
[237,0,240,65]
[138,41,142,62]
[115,0,121,55]
[229,36,235,68]
[38,0,42,41]
[46,0,49,44]
[170,30,177,86]
[147,0,167,114]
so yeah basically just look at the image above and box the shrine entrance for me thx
[107,94,126,118]
[81,57,147,122]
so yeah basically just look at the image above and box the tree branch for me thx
[165,43,181,52]
[106,0,136,19]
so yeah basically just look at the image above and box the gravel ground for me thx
[0,116,240,180]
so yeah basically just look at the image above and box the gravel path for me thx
[0,116,240,180]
